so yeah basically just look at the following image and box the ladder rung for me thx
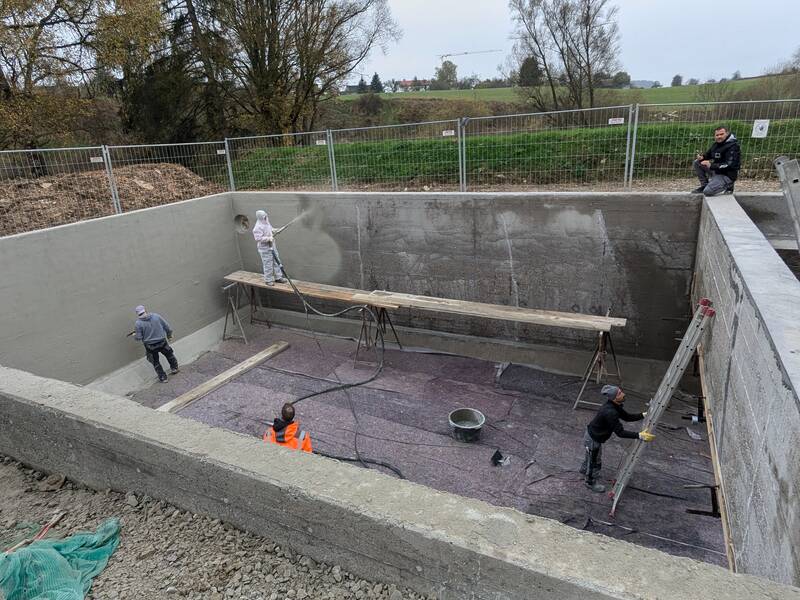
[611,303,715,514]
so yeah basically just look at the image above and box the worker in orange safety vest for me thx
[263,403,313,453]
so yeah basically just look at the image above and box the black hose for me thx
[313,450,405,479]
[270,247,402,476]
[269,248,386,406]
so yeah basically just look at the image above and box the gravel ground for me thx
[0,457,430,600]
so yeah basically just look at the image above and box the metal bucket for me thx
[448,408,486,442]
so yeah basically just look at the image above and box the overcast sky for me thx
[354,0,797,85]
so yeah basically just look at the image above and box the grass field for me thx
[231,118,800,189]
[339,76,782,105]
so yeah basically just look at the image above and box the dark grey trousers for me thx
[581,429,603,485]
[693,159,733,196]
[144,340,178,377]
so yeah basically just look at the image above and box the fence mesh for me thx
[106,142,228,211]
[464,106,632,190]
[3,100,800,237]
[227,132,332,191]
[331,121,461,191]
[0,147,113,236]
[630,100,800,187]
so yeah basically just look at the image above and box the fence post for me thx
[623,105,634,188]
[456,118,465,192]
[460,117,470,192]
[224,138,236,191]
[627,105,640,189]
[102,145,121,213]
[326,129,339,191]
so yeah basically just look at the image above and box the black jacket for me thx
[701,133,741,181]
[588,400,643,443]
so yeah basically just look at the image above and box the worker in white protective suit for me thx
[253,210,287,286]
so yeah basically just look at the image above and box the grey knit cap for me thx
[601,385,620,401]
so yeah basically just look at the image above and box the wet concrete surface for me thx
[132,325,726,567]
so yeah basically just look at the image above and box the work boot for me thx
[691,186,706,194]
[170,367,180,375]
[275,278,288,284]
[264,281,274,286]
[158,373,168,383]
[586,481,606,493]
[723,183,735,194]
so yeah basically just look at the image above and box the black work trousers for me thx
[144,340,178,376]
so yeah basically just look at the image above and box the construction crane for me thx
[437,49,502,62]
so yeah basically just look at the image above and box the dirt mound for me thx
[0,163,225,237]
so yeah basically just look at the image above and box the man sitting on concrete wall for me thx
[692,125,741,196]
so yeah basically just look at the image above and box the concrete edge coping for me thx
[1,365,798,599]
[704,196,800,397]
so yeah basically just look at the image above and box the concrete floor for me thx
[132,324,726,567]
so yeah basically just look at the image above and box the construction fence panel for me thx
[630,99,800,187]
[226,132,332,191]
[106,142,229,212]
[463,106,633,190]
[330,120,461,191]
[0,146,113,237]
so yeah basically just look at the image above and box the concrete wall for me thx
[694,196,800,586]
[232,192,701,360]
[2,366,798,600]
[0,195,242,384]
[735,193,797,249]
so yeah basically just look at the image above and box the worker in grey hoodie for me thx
[134,305,179,383]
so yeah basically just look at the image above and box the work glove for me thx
[638,430,655,442]
[642,411,648,418]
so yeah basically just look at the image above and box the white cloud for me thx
[355,0,797,85]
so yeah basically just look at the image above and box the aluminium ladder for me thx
[609,298,716,516]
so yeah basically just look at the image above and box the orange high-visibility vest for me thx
[263,421,313,453]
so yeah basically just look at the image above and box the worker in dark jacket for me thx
[264,403,313,453]
[692,125,741,196]
[580,385,655,492]
[134,305,179,383]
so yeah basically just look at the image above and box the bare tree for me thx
[179,0,399,134]
[510,0,619,110]
[0,0,160,147]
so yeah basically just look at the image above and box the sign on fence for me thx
[752,119,770,138]
[316,139,327,145]
[442,129,456,137]
[608,117,625,125]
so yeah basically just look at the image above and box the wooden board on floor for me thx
[350,290,626,332]
[156,341,289,414]
[223,270,401,309]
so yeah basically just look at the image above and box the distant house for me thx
[630,80,656,89]
[344,85,361,94]
[397,79,431,92]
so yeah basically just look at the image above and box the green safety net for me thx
[0,518,120,600]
